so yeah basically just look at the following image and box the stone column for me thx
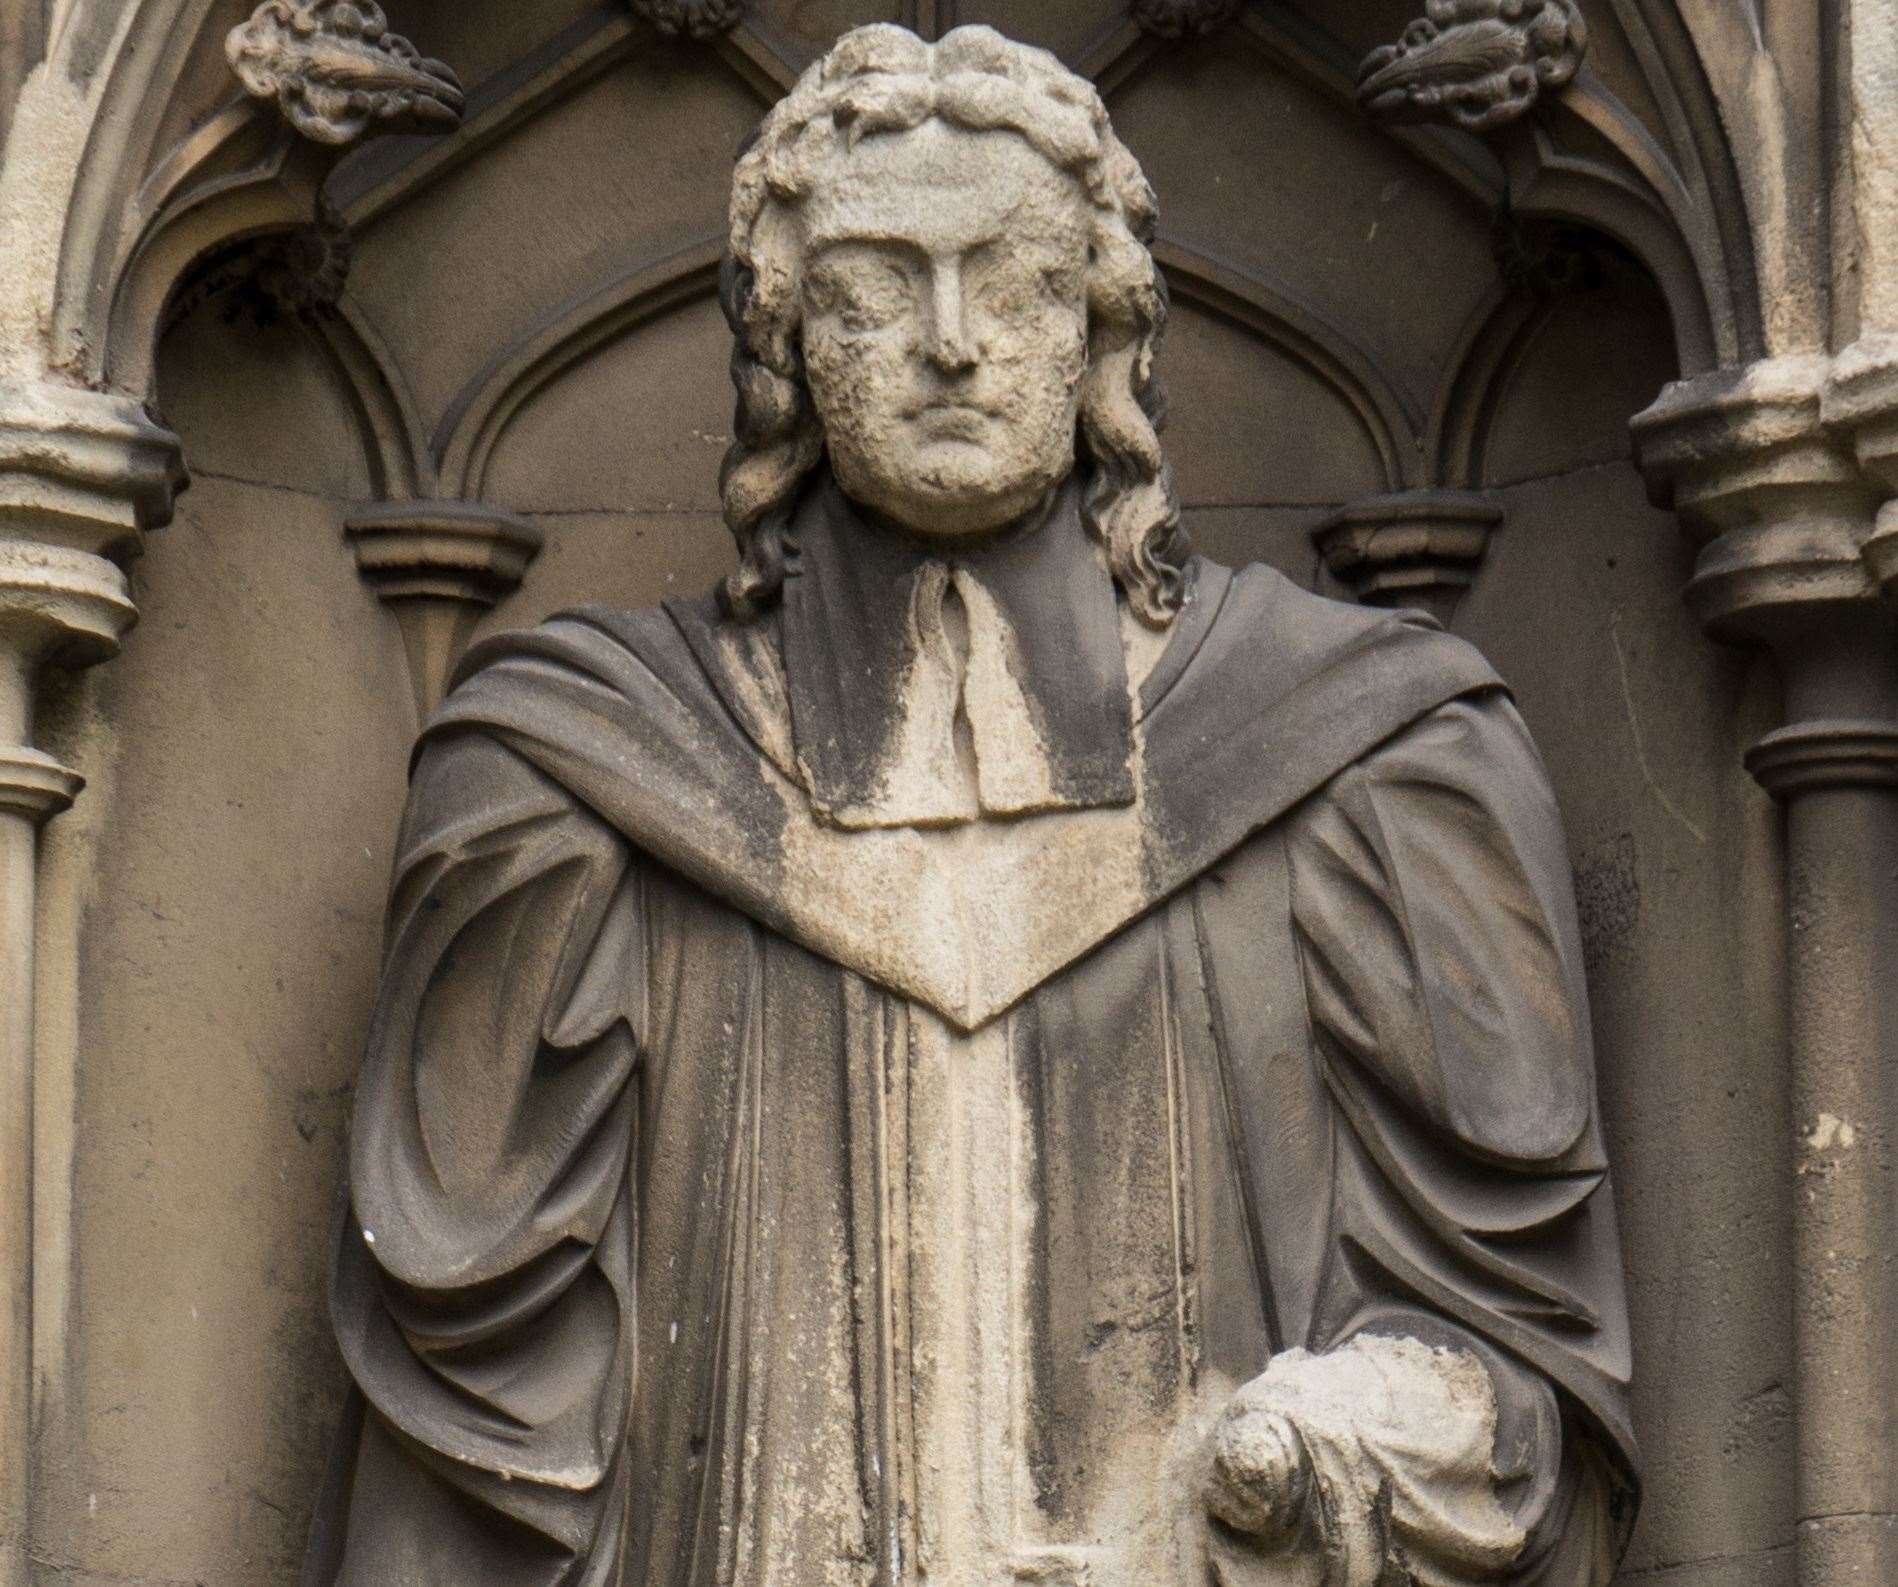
[1822,322,1898,1587]
[0,381,181,1587]
[1636,357,1898,1587]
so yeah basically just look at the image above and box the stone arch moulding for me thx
[1151,238,1423,496]
[1426,281,1548,491]
[315,236,727,714]
[1351,0,1759,370]
[298,0,1749,697]
[307,295,432,504]
[434,236,729,503]
[51,3,461,401]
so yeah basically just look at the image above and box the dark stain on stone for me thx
[1574,832,1639,978]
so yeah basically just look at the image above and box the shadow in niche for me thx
[37,260,422,1585]
[1441,218,1791,1587]
[1460,216,1681,489]
[153,243,379,502]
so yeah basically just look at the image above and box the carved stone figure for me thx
[306,24,1636,1587]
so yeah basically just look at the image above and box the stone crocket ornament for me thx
[305,23,1638,1587]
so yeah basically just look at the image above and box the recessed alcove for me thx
[11,4,1806,1582]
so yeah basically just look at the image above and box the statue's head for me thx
[719,24,1186,623]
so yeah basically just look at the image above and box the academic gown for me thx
[305,480,1637,1587]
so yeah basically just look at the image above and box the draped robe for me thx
[306,483,1637,1587]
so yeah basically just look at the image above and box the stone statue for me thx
[305,24,1637,1587]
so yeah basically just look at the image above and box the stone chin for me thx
[829,430,1079,542]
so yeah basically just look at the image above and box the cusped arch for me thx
[1604,0,1770,362]
[1506,74,1727,375]
[1153,237,1425,493]
[1425,282,1549,489]
[105,113,335,401]
[1424,219,1678,490]
[303,298,434,502]
[433,235,727,500]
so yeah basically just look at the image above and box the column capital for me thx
[0,379,173,823]
[0,748,84,825]
[345,498,542,715]
[1825,331,1898,439]
[1311,488,1502,626]
[0,382,184,564]
[1744,717,1898,800]
[1824,333,1898,596]
[0,542,137,673]
[1632,357,1883,647]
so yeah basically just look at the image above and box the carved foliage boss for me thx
[1130,0,1244,38]
[1358,0,1588,132]
[226,1,463,145]
[629,0,749,40]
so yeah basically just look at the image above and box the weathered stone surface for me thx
[227,1,463,145]
[1,2,1895,1585]
[304,25,1633,1587]
[1357,0,1589,132]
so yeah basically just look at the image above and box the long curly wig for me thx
[718,23,1188,625]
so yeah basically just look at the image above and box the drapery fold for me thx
[311,550,1635,1586]
[324,733,643,1579]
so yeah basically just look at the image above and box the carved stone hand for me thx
[1206,1396,1315,1543]
[1201,1336,1529,1587]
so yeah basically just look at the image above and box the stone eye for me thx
[1041,264,1083,304]
[808,250,915,333]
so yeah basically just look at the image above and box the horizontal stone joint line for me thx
[24,1549,211,1587]
[1793,1508,1898,1525]
[1614,1538,1795,1578]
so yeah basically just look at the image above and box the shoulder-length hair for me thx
[717,23,1188,625]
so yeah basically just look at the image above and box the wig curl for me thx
[719,23,1188,624]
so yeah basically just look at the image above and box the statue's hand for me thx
[1205,1391,1315,1543]
[1203,1338,1531,1587]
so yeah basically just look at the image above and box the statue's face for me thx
[798,121,1092,540]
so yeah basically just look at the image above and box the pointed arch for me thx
[1153,237,1425,493]
[434,234,726,499]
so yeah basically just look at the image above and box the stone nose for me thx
[924,256,978,373]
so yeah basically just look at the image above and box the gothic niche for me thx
[301,23,1637,1587]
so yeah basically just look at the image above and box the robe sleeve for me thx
[1269,693,1636,1587]
[306,728,645,1587]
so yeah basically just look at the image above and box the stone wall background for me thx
[27,4,1791,1583]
